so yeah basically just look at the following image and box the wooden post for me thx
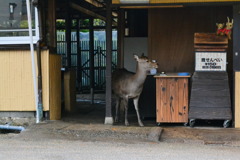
[233,5,240,70]
[76,18,82,91]
[48,0,56,51]
[105,1,113,125]
[66,4,71,68]
[64,3,76,112]
[49,54,62,120]
[233,4,240,128]
[64,70,76,112]
[235,72,240,128]
[89,18,95,104]
[117,9,125,68]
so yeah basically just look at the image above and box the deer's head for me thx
[134,55,158,72]
[216,23,225,30]
[226,17,234,30]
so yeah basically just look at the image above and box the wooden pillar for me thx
[235,72,240,128]
[233,5,240,71]
[105,1,113,125]
[117,9,125,68]
[64,2,76,112]
[48,0,56,51]
[66,4,71,68]
[64,70,76,112]
[233,4,240,128]
[76,18,82,91]
[89,18,95,104]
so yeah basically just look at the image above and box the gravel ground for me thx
[0,118,240,160]
[0,132,240,160]
[1,100,240,160]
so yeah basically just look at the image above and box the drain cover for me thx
[0,129,21,134]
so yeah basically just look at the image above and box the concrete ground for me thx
[1,129,240,160]
[1,98,240,159]
[1,97,240,146]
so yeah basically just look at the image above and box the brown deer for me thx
[112,55,158,126]
[224,17,234,40]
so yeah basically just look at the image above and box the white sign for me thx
[195,52,226,71]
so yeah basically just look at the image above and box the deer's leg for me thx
[115,97,120,123]
[123,98,129,126]
[133,97,144,127]
[228,33,231,40]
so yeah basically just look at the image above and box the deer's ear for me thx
[134,55,139,61]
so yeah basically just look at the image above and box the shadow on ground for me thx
[2,95,240,146]
[57,97,240,146]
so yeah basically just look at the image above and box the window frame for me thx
[0,2,39,45]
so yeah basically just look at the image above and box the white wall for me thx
[124,37,148,72]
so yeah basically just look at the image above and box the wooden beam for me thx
[112,0,120,4]
[113,0,240,4]
[85,0,104,7]
[70,2,117,25]
[70,2,106,21]
[85,0,118,17]
[150,0,240,3]
[120,5,183,8]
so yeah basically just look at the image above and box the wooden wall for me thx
[148,6,233,73]
[0,50,61,115]
[235,71,240,128]
[0,50,49,111]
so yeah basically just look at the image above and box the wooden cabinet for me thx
[155,73,190,123]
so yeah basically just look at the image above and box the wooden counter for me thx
[154,73,190,124]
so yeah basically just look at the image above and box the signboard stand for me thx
[189,33,232,128]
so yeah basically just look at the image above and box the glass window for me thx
[0,0,39,44]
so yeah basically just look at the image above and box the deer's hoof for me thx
[139,123,144,127]
[125,121,129,126]
[138,121,144,127]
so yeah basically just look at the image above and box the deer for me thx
[112,55,158,127]
[216,23,225,36]
[224,17,234,40]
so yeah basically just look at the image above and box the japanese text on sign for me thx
[195,52,226,71]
